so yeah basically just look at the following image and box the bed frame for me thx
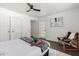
[43,50,49,56]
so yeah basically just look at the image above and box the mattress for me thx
[0,39,44,56]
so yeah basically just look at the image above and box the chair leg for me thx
[62,43,66,51]
[59,43,62,46]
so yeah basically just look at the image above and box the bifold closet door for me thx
[22,17,31,37]
[11,16,21,40]
[0,14,10,41]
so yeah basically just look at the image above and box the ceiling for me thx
[0,3,79,18]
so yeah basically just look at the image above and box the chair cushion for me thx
[66,32,72,38]
[68,33,75,40]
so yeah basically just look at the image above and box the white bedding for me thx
[0,39,45,56]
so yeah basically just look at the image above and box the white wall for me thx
[39,8,79,41]
[0,7,37,38]
[0,7,36,19]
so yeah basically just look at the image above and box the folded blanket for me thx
[20,37,33,44]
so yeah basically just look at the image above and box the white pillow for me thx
[68,33,75,40]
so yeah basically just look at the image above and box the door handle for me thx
[12,31,14,32]
[8,31,10,32]
[8,31,14,32]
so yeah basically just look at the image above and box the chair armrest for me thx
[63,39,71,42]
[63,41,70,45]
[62,41,71,50]
[57,37,64,40]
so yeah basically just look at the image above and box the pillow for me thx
[68,33,75,40]
[35,40,47,46]
[66,32,72,38]
[21,37,33,44]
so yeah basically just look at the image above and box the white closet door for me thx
[22,17,31,37]
[11,16,21,40]
[0,14,9,41]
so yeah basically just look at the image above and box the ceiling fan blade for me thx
[26,9,31,12]
[27,3,31,7]
[26,3,40,12]
[33,8,40,11]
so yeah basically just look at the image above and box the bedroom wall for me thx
[39,8,79,41]
[0,7,37,38]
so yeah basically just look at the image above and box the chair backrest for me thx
[65,32,72,39]
[77,33,79,49]
[70,32,79,48]
[67,32,72,38]
[75,32,79,49]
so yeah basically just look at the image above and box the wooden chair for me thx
[62,32,79,51]
[57,32,71,45]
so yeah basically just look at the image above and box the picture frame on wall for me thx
[50,17,64,27]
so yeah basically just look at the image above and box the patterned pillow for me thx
[35,40,46,47]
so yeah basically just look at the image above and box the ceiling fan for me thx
[26,3,40,12]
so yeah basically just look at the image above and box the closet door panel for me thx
[0,14,9,41]
[22,18,31,37]
[11,16,21,40]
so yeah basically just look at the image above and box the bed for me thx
[0,39,50,56]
